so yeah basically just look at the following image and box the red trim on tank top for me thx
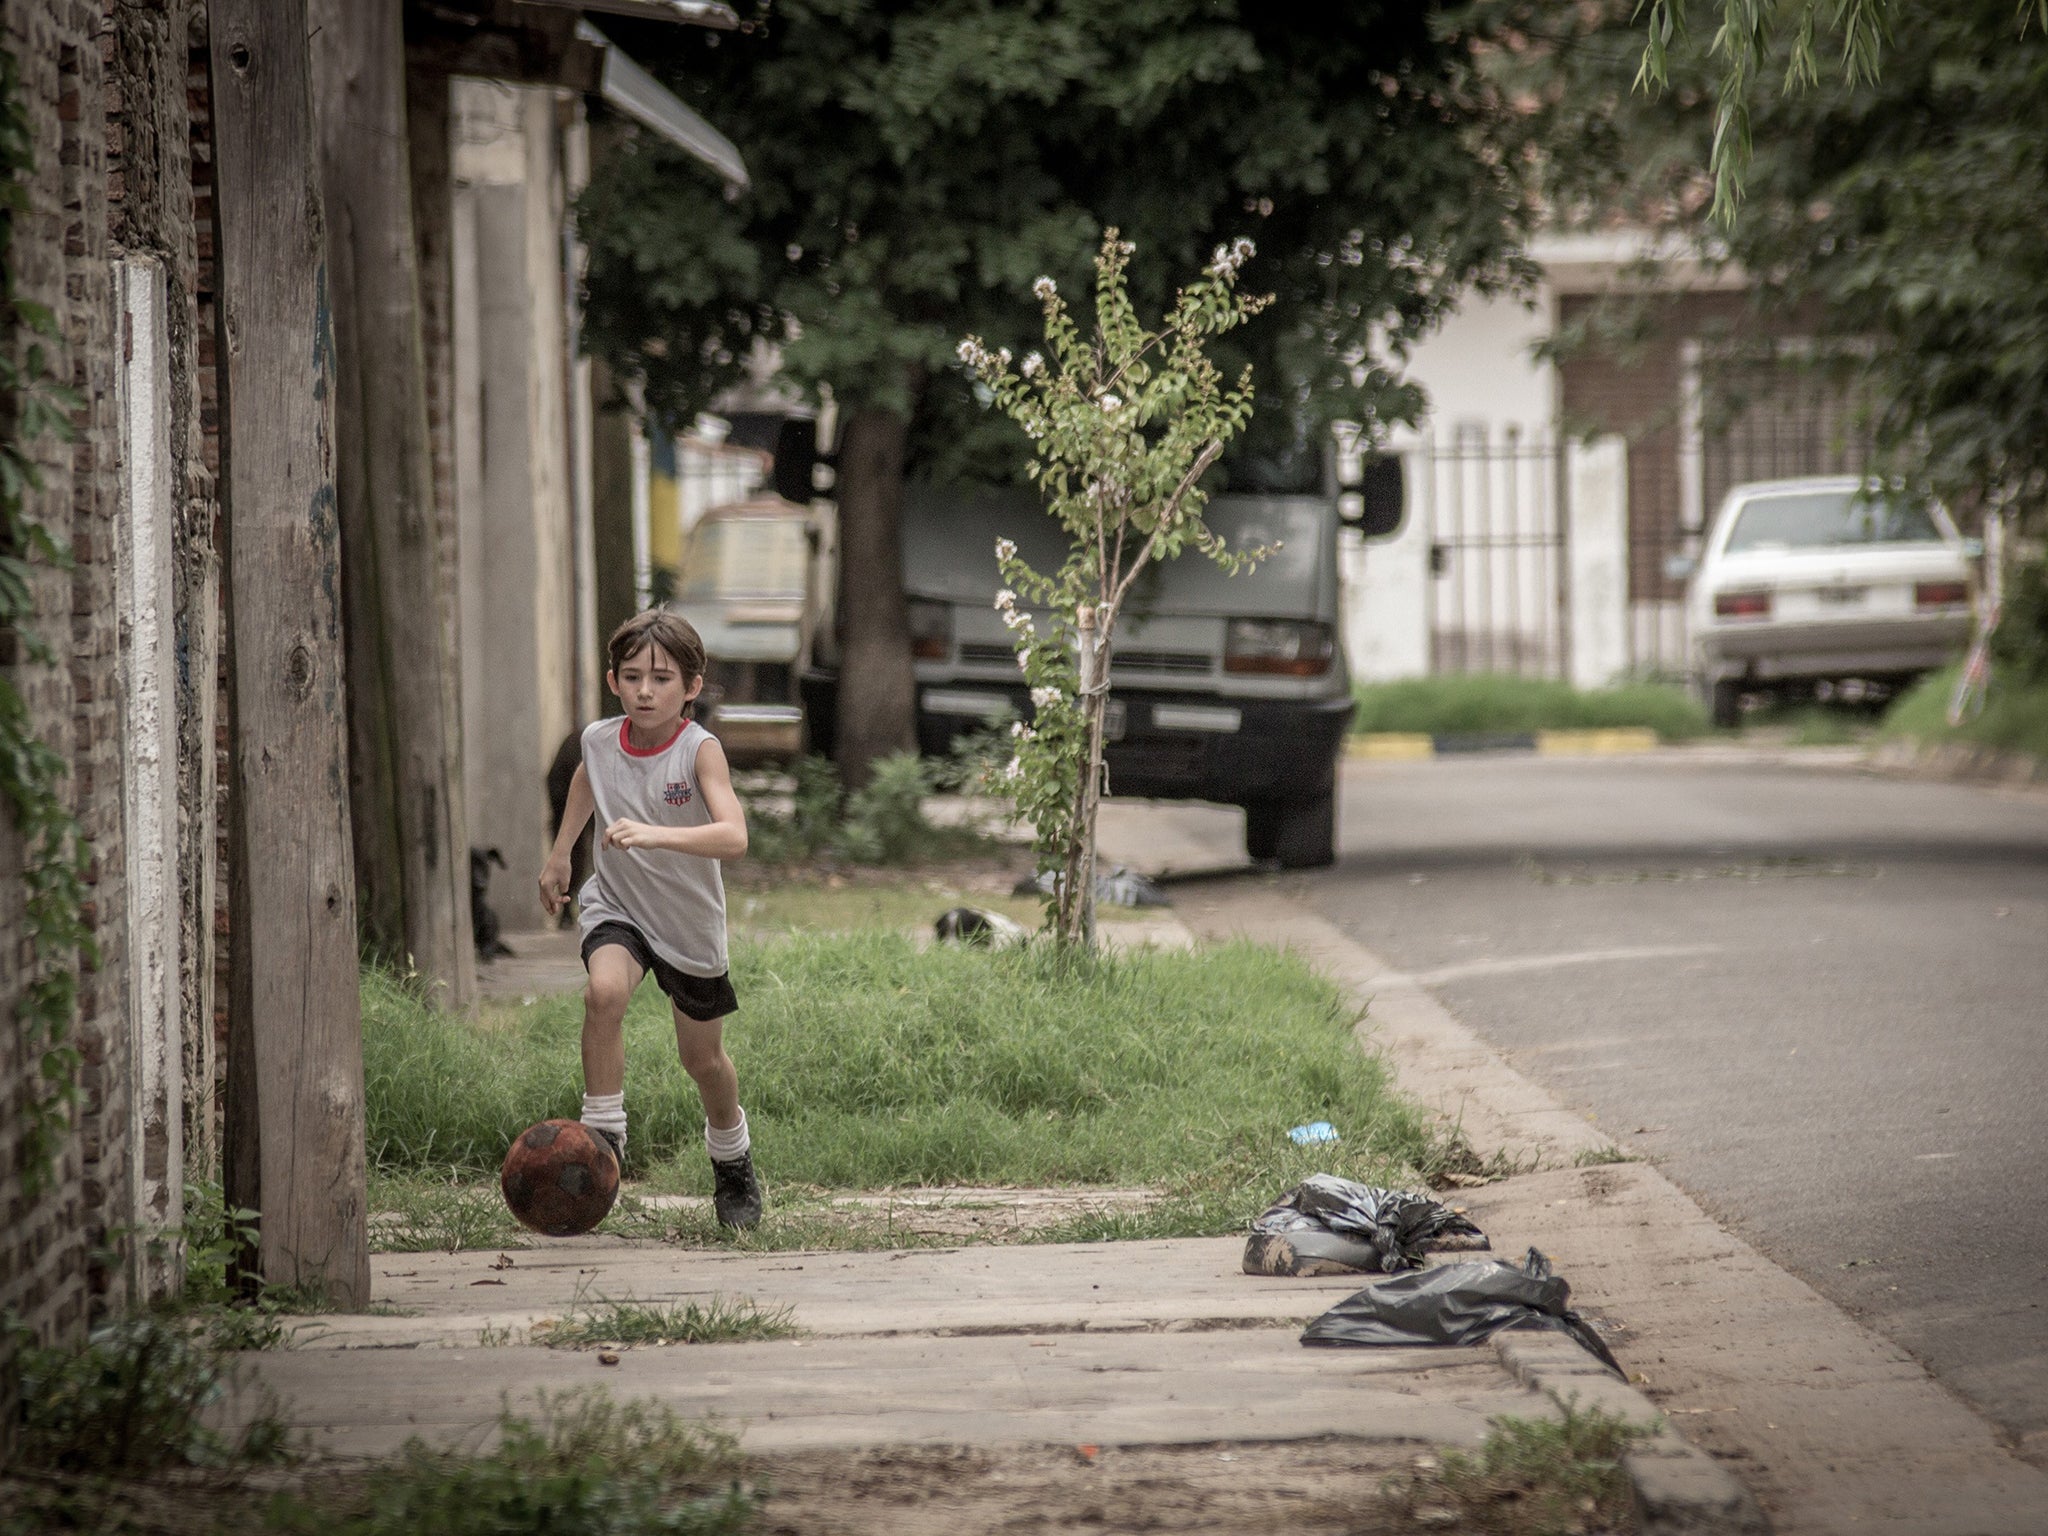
[619,718,687,758]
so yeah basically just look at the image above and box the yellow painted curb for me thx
[1348,733,1436,761]
[1534,727,1660,756]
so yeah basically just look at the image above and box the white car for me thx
[1682,476,1976,727]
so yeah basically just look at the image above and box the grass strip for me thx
[1352,674,1708,741]
[365,934,1466,1248]
[535,1290,799,1350]
[1385,1403,1648,1534]
[1883,662,2048,761]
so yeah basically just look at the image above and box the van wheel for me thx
[1246,790,1337,869]
[1243,801,1281,862]
[1709,678,1743,729]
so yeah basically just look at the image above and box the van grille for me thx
[1115,649,1212,676]
[958,642,1212,677]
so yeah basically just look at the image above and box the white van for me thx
[888,477,1394,868]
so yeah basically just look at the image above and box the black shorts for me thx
[581,921,738,1021]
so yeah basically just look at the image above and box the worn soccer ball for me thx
[500,1119,620,1237]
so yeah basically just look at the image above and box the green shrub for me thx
[12,1317,293,1477]
[1884,662,2048,761]
[271,1391,757,1536]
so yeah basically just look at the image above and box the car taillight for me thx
[1713,591,1772,619]
[1914,581,1969,609]
[907,598,952,660]
[1225,619,1333,676]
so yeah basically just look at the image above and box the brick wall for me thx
[3,0,216,1359]
[1558,288,1856,607]
[1,0,125,1348]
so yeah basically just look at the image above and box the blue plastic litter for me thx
[1288,1121,1340,1145]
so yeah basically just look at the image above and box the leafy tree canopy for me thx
[578,0,1535,483]
[1471,0,2048,524]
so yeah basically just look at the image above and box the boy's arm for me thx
[539,761,595,916]
[603,736,749,861]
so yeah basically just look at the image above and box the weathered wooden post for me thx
[208,0,369,1306]
[308,0,474,1011]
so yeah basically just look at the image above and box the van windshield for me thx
[679,517,808,602]
[1725,489,1943,551]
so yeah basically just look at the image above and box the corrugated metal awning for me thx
[576,21,748,191]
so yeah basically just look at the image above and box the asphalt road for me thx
[1280,750,2048,1463]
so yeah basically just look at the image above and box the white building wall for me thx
[1346,286,1559,681]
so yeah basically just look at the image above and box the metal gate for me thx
[1414,426,1569,678]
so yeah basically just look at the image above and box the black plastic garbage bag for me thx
[1300,1247,1622,1375]
[1244,1175,1488,1276]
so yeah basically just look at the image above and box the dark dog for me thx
[470,846,514,960]
[546,730,591,930]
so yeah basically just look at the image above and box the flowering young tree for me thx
[959,231,1269,947]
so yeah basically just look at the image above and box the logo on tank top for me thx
[663,780,694,806]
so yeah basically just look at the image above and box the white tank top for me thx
[576,716,729,977]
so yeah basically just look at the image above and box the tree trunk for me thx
[209,0,369,1305]
[833,407,918,789]
[309,0,473,1008]
[1056,604,1109,947]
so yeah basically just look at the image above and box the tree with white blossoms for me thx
[959,230,1270,948]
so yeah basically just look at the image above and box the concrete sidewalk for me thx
[243,1239,1549,1460]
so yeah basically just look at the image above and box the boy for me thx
[539,610,761,1228]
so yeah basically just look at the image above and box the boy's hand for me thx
[538,854,572,917]
[604,818,663,852]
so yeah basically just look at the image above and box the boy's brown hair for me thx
[607,609,707,685]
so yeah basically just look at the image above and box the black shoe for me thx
[591,1126,625,1175]
[711,1151,763,1230]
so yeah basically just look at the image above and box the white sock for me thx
[705,1108,749,1162]
[581,1091,626,1150]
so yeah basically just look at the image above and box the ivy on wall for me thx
[0,46,95,1196]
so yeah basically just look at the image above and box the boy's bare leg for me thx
[673,1009,741,1129]
[581,944,644,1097]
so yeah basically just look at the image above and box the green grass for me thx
[1351,674,1709,740]
[364,935,1454,1246]
[1883,662,2048,761]
[1387,1403,1649,1535]
[535,1289,798,1349]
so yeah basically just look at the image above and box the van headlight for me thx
[1224,619,1333,676]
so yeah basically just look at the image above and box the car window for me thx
[679,517,808,602]
[1724,489,1944,552]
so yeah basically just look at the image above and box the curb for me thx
[1350,727,1661,760]
[1491,1332,1770,1535]
[1866,734,2048,789]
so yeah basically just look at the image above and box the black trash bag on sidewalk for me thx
[1300,1247,1622,1376]
[1244,1174,1488,1277]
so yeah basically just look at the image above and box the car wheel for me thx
[1242,800,1281,862]
[1272,789,1337,870]
[1709,677,1743,729]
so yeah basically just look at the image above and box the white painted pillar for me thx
[116,258,183,1298]
[1566,435,1630,690]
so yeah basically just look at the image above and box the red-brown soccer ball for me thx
[500,1119,620,1237]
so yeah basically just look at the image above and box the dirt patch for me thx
[628,1184,1163,1241]
[747,1439,1426,1536]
